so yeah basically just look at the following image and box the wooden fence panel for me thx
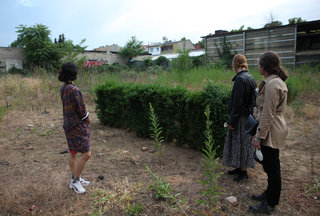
[205,26,296,65]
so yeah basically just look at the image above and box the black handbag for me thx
[245,114,259,136]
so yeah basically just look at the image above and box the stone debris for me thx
[141,146,148,151]
[226,196,238,206]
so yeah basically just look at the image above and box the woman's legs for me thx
[261,145,281,206]
[69,152,76,176]
[69,151,91,178]
[74,151,91,178]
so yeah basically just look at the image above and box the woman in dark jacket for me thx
[222,54,257,182]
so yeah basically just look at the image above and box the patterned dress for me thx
[222,71,256,169]
[222,116,255,168]
[60,83,90,153]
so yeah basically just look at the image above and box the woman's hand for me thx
[86,117,90,125]
[253,137,261,149]
[227,124,235,130]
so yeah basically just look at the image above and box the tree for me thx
[264,13,282,28]
[231,25,255,32]
[264,21,282,28]
[215,36,236,69]
[197,39,205,49]
[11,24,87,71]
[230,25,245,32]
[118,36,144,64]
[162,36,168,43]
[63,39,87,68]
[288,17,306,24]
[11,24,63,69]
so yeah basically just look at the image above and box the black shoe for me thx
[227,168,241,175]
[251,192,267,201]
[249,200,275,214]
[234,171,248,182]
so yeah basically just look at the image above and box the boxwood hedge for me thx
[95,82,230,154]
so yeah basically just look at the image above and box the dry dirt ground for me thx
[0,100,319,216]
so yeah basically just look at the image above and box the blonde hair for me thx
[232,54,248,70]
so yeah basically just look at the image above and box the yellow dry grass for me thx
[0,75,60,111]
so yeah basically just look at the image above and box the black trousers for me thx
[261,145,281,206]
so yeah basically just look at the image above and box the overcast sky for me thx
[1,0,319,49]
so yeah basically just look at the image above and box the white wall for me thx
[148,46,161,56]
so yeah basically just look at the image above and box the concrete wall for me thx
[0,47,23,71]
[77,50,126,65]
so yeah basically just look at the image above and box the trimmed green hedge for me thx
[95,82,230,153]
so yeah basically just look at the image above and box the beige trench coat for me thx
[253,74,288,149]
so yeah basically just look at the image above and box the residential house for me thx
[136,39,204,61]
[148,42,161,56]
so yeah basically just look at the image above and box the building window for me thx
[150,48,153,52]
[157,47,159,51]
[161,45,173,52]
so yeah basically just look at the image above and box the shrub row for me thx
[95,82,230,154]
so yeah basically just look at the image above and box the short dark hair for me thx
[58,62,78,82]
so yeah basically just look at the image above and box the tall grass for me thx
[0,64,319,112]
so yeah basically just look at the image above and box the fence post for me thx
[243,31,246,55]
[266,29,269,50]
[293,24,297,72]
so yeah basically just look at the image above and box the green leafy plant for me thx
[215,36,236,69]
[197,105,223,209]
[145,165,188,215]
[149,103,165,157]
[91,188,114,216]
[301,176,320,196]
[126,202,144,216]
[172,48,193,80]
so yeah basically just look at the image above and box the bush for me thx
[95,82,230,153]
[143,57,155,68]
[154,56,170,70]
[172,49,193,73]
[192,55,206,68]
[7,65,24,75]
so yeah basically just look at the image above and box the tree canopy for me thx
[288,17,306,24]
[11,24,63,69]
[118,36,144,64]
[11,24,86,71]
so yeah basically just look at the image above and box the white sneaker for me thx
[69,180,86,194]
[79,177,90,186]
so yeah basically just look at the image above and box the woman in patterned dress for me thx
[222,54,257,182]
[59,62,91,194]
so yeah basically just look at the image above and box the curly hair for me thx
[259,51,288,81]
[58,62,78,83]
[232,54,248,70]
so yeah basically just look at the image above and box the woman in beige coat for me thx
[249,51,288,214]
